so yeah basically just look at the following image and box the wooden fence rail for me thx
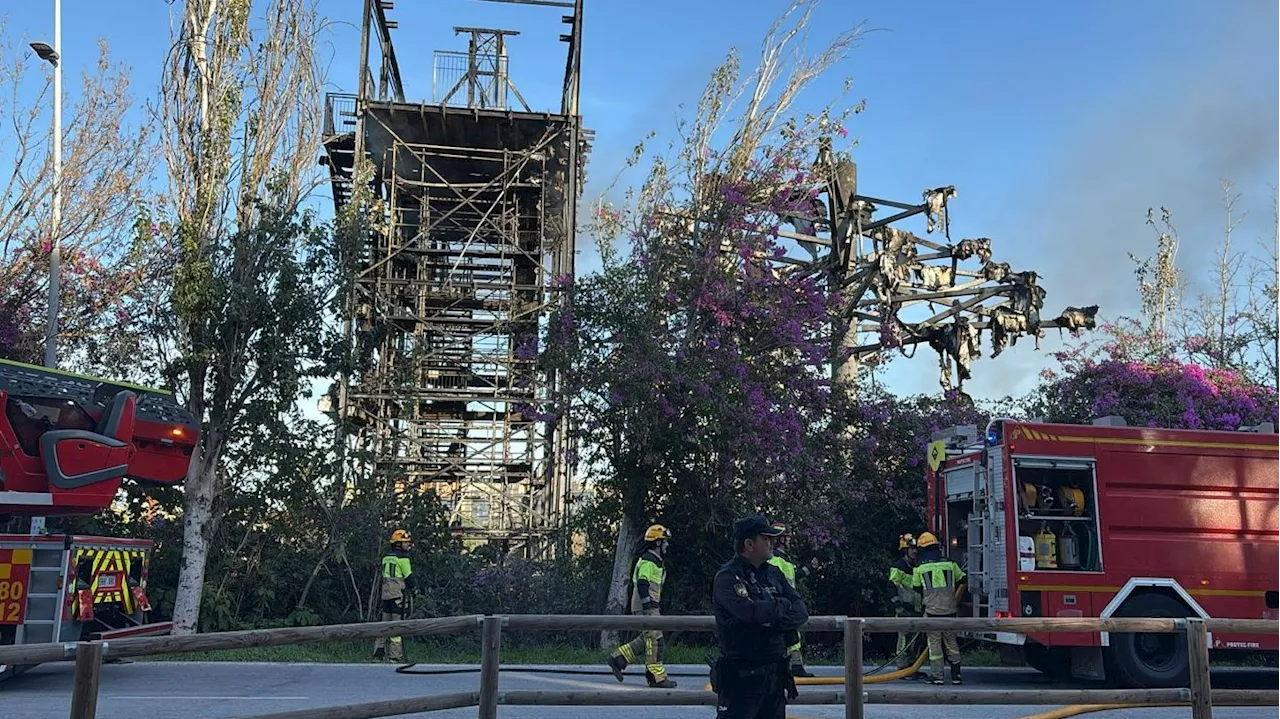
[5,614,1272,666]
[24,614,1274,719]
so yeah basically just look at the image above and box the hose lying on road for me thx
[398,632,931,683]
[1015,705,1175,719]
[395,657,926,681]
[791,648,928,685]
[395,664,714,678]
[701,646,929,691]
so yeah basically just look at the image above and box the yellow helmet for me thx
[390,529,412,544]
[898,533,916,550]
[644,524,672,542]
[916,531,939,549]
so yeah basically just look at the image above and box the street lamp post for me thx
[29,0,61,539]
[31,0,61,370]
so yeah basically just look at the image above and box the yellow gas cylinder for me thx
[1034,524,1058,569]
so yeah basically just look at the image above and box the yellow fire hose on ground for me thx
[788,705,1174,719]
[714,581,961,691]
[1015,705,1174,719]
[702,649,928,691]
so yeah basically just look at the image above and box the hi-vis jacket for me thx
[630,550,665,612]
[380,547,418,601]
[911,556,964,616]
[767,553,798,589]
[889,558,921,611]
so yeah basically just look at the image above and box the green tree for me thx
[157,0,329,635]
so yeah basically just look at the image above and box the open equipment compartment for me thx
[1011,456,1103,573]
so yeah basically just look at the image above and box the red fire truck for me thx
[0,358,198,681]
[925,417,1278,688]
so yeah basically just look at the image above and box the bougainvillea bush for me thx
[533,2,1029,624]
[550,138,854,615]
[1027,341,1278,430]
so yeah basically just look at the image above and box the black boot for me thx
[791,664,814,678]
[949,660,963,685]
[645,670,677,688]
[607,655,626,682]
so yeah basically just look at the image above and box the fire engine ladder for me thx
[15,543,69,645]
[965,462,989,618]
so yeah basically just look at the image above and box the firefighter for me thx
[765,522,813,677]
[889,533,925,677]
[710,515,808,719]
[607,523,677,688]
[373,529,419,662]
[911,531,964,684]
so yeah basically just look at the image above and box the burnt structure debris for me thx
[321,0,586,557]
[783,138,1098,392]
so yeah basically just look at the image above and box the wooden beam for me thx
[68,641,104,719]
[862,688,1192,705]
[478,616,503,719]
[845,618,864,719]
[235,692,480,719]
[0,615,484,665]
[2,614,1272,667]
[1187,618,1213,719]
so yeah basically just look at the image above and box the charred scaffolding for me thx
[321,0,586,557]
[777,138,1098,392]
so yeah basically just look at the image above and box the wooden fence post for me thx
[478,615,503,719]
[844,617,864,719]
[1186,618,1212,719]
[68,641,105,719]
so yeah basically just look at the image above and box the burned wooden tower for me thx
[322,0,586,557]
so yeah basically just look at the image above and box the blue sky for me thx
[6,0,1277,400]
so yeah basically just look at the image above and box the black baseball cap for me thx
[734,515,785,542]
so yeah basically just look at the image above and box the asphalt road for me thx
[2,661,1275,719]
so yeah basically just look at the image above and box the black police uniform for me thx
[711,524,810,718]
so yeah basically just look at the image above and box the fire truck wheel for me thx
[1024,643,1071,679]
[0,626,34,685]
[1105,592,1191,688]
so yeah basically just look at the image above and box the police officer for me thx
[911,531,964,684]
[373,529,419,662]
[889,533,925,677]
[765,522,813,678]
[711,516,809,719]
[607,524,676,688]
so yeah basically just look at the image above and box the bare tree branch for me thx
[0,24,161,365]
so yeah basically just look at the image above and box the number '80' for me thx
[0,581,24,601]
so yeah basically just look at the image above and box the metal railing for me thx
[432,50,510,108]
[1,614,1272,719]
[324,93,358,137]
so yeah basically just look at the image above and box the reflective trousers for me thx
[373,598,406,661]
[610,607,666,682]
[924,610,961,676]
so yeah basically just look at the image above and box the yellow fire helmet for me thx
[916,532,940,549]
[644,524,672,542]
[390,529,412,544]
[898,533,916,550]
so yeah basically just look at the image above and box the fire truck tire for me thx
[1104,592,1191,688]
[0,627,35,685]
[1024,643,1072,679]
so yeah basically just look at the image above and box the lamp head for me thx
[30,42,59,65]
